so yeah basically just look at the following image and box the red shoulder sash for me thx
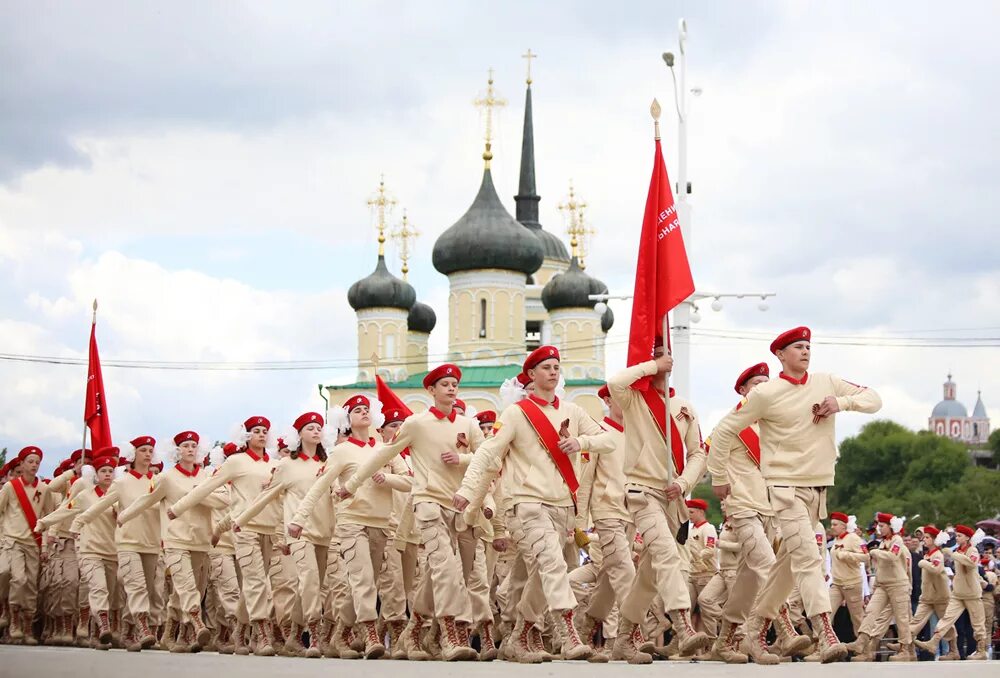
[737,427,761,468]
[638,387,685,475]
[515,399,579,509]
[11,478,41,547]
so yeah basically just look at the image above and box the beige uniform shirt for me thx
[575,418,631,529]
[236,454,331,545]
[950,545,982,600]
[41,484,117,559]
[916,547,950,603]
[830,532,869,587]
[72,470,161,554]
[871,534,910,586]
[706,422,772,518]
[688,520,719,578]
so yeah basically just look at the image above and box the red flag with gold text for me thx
[84,322,112,452]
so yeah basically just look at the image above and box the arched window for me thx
[479,298,487,338]
[384,333,396,359]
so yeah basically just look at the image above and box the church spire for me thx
[515,49,541,229]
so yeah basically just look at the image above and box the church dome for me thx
[347,255,416,312]
[973,392,988,418]
[541,257,607,311]
[601,305,615,332]
[530,227,570,262]
[432,169,544,276]
[931,399,967,418]
[407,301,437,334]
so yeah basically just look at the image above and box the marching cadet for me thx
[454,346,614,663]
[73,438,165,651]
[572,383,635,662]
[827,512,869,638]
[234,412,332,658]
[119,432,224,653]
[289,395,411,660]
[168,417,283,656]
[203,447,241,655]
[340,365,487,662]
[914,525,989,660]
[695,517,740,654]
[607,341,710,663]
[847,513,913,661]
[476,411,497,438]
[710,327,882,664]
[684,498,718,634]
[706,361,810,664]
[39,451,120,650]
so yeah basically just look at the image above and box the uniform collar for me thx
[348,437,376,447]
[429,406,457,423]
[174,464,200,478]
[693,520,707,528]
[603,417,624,433]
[128,469,153,480]
[836,532,848,540]
[245,448,269,463]
[926,547,940,556]
[528,393,559,409]
[95,486,106,498]
[298,453,321,462]
[778,371,809,385]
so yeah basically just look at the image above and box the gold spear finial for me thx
[522,48,537,85]
[371,352,381,375]
[650,98,662,140]
[474,68,507,169]
[558,180,587,260]
[390,208,420,280]
[367,174,397,257]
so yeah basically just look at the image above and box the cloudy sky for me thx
[2,1,998,473]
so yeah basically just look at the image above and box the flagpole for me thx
[81,299,97,456]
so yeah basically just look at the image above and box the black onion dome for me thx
[541,257,607,311]
[601,305,615,332]
[407,301,437,334]
[530,228,570,262]
[432,169,544,276]
[347,255,416,311]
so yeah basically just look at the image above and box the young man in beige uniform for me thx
[827,512,869,638]
[40,451,120,649]
[168,416,283,656]
[455,346,614,662]
[914,524,989,659]
[695,517,739,655]
[685,498,718,631]
[572,383,635,660]
[710,326,882,664]
[341,366,487,661]
[848,513,913,660]
[607,344,710,663]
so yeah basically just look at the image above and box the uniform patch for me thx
[492,421,503,434]
[932,559,941,567]
[891,544,900,555]
[706,536,716,548]
[860,544,868,554]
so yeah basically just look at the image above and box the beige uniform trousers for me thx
[289,540,329,624]
[411,503,472,620]
[584,519,636,622]
[48,537,80,617]
[268,540,298,627]
[829,583,865,634]
[688,574,714,623]
[929,596,987,644]
[5,540,41,613]
[506,503,578,621]
[982,593,995,642]
[722,514,775,625]
[164,549,209,621]
[377,534,407,623]
[857,582,911,644]
[234,530,277,622]
[754,486,831,619]
[207,553,241,623]
[323,537,350,623]
[117,551,162,621]
[462,531,493,623]
[80,556,119,613]
[906,599,956,644]
[337,522,387,624]
[620,487,690,623]
[398,542,419,609]
[698,571,736,638]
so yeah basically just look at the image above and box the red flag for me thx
[375,375,413,458]
[627,137,694,384]
[84,322,112,452]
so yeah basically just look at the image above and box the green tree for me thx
[989,429,1000,467]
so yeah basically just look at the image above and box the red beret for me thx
[117,457,130,467]
[922,526,940,538]
[344,394,371,411]
[382,408,409,425]
[830,512,849,524]
[524,345,560,373]
[92,455,118,471]
[423,364,461,389]
[734,362,770,394]
[244,416,271,431]
[454,399,467,412]
[18,446,43,462]
[70,448,92,463]
[150,461,164,472]
[223,442,239,457]
[475,410,496,424]
[174,431,200,446]
[597,384,610,399]
[876,512,894,524]
[293,412,324,431]
[955,525,974,538]
[130,436,155,449]
[770,326,811,355]
[686,498,708,511]
[516,372,531,387]
[94,446,120,459]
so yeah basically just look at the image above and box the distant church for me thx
[325,62,612,419]
[928,374,992,467]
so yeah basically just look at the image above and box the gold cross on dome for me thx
[473,69,507,168]
[367,175,397,257]
[558,180,588,259]
[522,48,537,85]
[390,209,420,280]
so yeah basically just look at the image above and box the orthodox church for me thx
[928,374,990,445]
[325,63,613,419]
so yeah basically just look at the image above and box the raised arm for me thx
[169,462,233,517]
[234,479,285,529]
[344,428,413,496]
[607,361,656,410]
[72,484,120,529]
[36,494,83,532]
[383,455,413,493]
[455,411,516,510]
[576,412,615,455]
[45,469,77,496]
[290,459,342,527]
[118,480,168,524]
[832,376,882,414]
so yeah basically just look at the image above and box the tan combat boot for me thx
[362,619,386,659]
[740,615,780,665]
[669,608,711,656]
[252,620,275,656]
[610,621,653,664]
[553,608,593,660]
[711,621,748,664]
[439,615,477,661]
[810,612,847,663]
[478,619,498,661]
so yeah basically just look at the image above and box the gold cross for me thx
[473,69,506,168]
[367,174,397,257]
[558,180,588,260]
[390,209,420,280]
[522,48,537,85]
